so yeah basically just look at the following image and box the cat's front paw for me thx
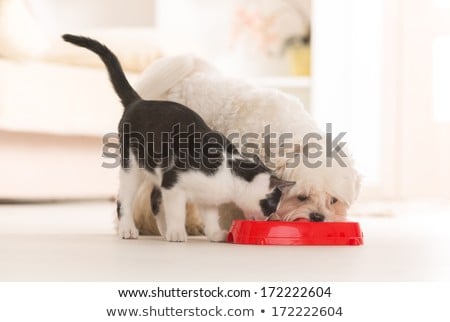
[118,221,139,239]
[206,230,228,242]
[165,228,188,242]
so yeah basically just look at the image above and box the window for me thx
[432,37,450,123]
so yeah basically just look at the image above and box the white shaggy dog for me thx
[131,55,360,233]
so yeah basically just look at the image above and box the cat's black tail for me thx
[62,34,140,107]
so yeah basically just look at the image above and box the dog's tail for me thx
[62,34,140,108]
[134,54,217,100]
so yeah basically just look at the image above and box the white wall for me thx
[26,0,154,35]
[398,0,450,198]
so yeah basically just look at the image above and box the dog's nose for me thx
[309,212,325,222]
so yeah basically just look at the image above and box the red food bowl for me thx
[227,220,363,246]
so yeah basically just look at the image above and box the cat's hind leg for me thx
[118,157,145,239]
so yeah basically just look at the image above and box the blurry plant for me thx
[281,0,311,53]
[230,0,310,57]
[280,0,311,76]
[230,6,279,55]
[282,27,310,52]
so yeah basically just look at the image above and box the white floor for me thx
[0,201,449,282]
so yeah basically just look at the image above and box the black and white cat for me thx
[63,34,295,242]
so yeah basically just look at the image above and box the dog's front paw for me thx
[165,228,188,242]
[206,230,228,242]
[118,221,139,239]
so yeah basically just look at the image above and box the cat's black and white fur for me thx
[63,34,295,242]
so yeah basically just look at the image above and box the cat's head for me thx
[228,155,295,220]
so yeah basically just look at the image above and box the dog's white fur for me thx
[132,55,361,227]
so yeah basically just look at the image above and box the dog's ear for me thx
[276,143,304,177]
[274,157,288,177]
[270,176,295,192]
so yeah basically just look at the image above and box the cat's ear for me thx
[270,176,296,192]
[252,154,261,163]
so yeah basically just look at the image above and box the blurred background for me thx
[1,0,449,213]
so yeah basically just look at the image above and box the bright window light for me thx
[432,37,450,123]
[433,0,450,9]
[347,0,383,185]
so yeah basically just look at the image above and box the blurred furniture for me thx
[0,0,159,199]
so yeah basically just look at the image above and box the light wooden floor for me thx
[0,200,449,282]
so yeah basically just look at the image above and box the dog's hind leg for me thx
[150,185,167,237]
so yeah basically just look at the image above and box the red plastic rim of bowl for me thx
[227,220,363,246]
